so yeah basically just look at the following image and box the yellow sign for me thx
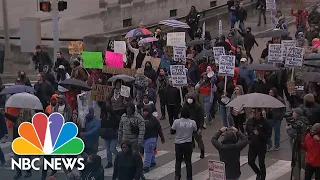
[68,41,83,54]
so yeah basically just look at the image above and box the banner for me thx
[81,51,103,69]
[141,56,161,71]
[170,65,188,86]
[167,32,186,46]
[114,41,127,63]
[91,85,113,102]
[173,46,186,63]
[268,44,283,63]
[105,51,123,68]
[213,47,225,64]
[266,0,276,10]
[218,55,235,77]
[281,40,296,61]
[68,41,83,54]
[285,47,304,67]
[103,66,136,76]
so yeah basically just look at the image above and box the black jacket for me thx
[246,117,271,148]
[249,79,272,95]
[143,107,165,140]
[216,80,235,105]
[100,105,120,140]
[236,8,247,22]
[82,154,104,180]
[166,86,181,106]
[183,93,205,129]
[211,130,248,179]
[113,150,143,180]
[304,103,320,125]
[54,57,71,74]
[32,51,53,71]
[238,31,258,49]
[34,80,54,106]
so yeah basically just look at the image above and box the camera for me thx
[284,111,294,124]
[284,111,306,134]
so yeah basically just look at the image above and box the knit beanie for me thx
[304,93,315,103]
[293,108,304,117]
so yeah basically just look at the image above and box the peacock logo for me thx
[12,113,85,155]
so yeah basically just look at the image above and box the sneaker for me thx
[105,163,113,169]
[266,145,272,152]
[274,146,280,151]
[160,116,166,120]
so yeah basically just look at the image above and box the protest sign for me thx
[105,51,123,68]
[103,66,136,76]
[141,56,161,71]
[167,32,186,46]
[281,40,296,61]
[81,51,103,69]
[91,85,113,102]
[170,65,188,86]
[218,20,222,37]
[173,46,186,63]
[213,47,225,64]
[77,92,89,128]
[114,41,127,63]
[268,44,283,63]
[120,85,131,98]
[218,55,235,77]
[266,0,276,10]
[208,160,225,180]
[68,41,83,54]
[285,47,304,67]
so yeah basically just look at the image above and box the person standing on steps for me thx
[257,0,267,26]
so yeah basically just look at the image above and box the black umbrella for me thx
[186,39,206,47]
[304,53,320,61]
[0,85,35,95]
[303,60,320,68]
[297,72,320,83]
[194,49,214,61]
[247,63,279,71]
[255,29,289,38]
[59,78,91,91]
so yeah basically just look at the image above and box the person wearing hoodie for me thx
[303,93,320,125]
[183,93,205,159]
[266,88,286,151]
[45,94,58,115]
[166,78,182,126]
[54,51,71,74]
[82,154,104,180]
[144,61,157,87]
[211,126,248,180]
[18,71,32,87]
[34,73,54,110]
[238,28,259,64]
[53,95,73,122]
[156,68,168,120]
[301,123,320,180]
[118,102,146,152]
[246,108,272,180]
[228,28,243,47]
[171,106,198,180]
[186,54,200,85]
[81,107,101,155]
[113,140,143,180]
[142,106,165,172]
[145,79,157,105]
[230,85,246,133]
[99,104,120,169]
[249,70,272,95]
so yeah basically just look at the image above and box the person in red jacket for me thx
[301,123,320,180]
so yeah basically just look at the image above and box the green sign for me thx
[81,51,103,69]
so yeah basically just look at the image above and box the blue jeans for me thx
[239,21,245,33]
[0,146,5,163]
[267,119,281,148]
[143,137,157,168]
[219,104,228,127]
[203,96,212,125]
[104,139,118,164]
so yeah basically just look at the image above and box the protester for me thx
[54,51,71,74]
[53,95,72,122]
[249,70,272,94]
[246,108,271,180]
[34,73,54,110]
[144,61,157,87]
[71,60,88,82]
[108,80,126,116]
[82,154,104,180]
[186,54,200,85]
[303,93,320,125]
[127,39,147,69]
[57,65,71,93]
[17,71,32,87]
[145,79,157,105]
[171,106,198,180]
[186,6,199,40]
[45,94,58,115]
[230,85,246,133]
[211,126,248,180]
[156,68,168,120]
[256,0,266,26]
[166,78,182,126]
[32,45,53,72]
[237,1,247,33]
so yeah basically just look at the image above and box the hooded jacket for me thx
[183,93,205,129]
[211,130,248,179]
[82,108,101,150]
[143,106,165,141]
[266,88,286,120]
[301,132,320,167]
[113,141,143,180]
[82,154,104,180]
[144,61,157,86]
[118,103,145,144]
[246,116,271,148]
[45,94,58,115]
[100,105,120,140]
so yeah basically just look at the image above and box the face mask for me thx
[51,102,57,106]
[187,98,193,104]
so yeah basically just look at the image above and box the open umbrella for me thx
[297,72,320,83]
[255,29,289,38]
[108,74,135,83]
[304,60,320,68]
[0,85,35,95]
[304,53,320,61]
[247,63,279,71]
[159,19,190,29]
[186,39,206,47]
[194,49,214,61]
[59,78,91,91]
[227,93,286,108]
[5,92,43,110]
[125,28,152,38]
[138,37,158,46]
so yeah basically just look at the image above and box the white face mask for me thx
[187,98,193,104]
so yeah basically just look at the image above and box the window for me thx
[123,18,132,27]
[170,9,177,17]
[210,1,217,7]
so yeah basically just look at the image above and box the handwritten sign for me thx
[68,41,83,54]
[281,40,296,61]
[213,47,225,64]
[81,51,103,69]
[266,0,276,10]
[91,85,113,102]
[141,56,161,71]
[120,85,131,98]
[218,55,235,77]
[114,41,127,63]
[208,160,225,180]
[105,51,123,68]
[173,46,186,63]
[285,47,304,67]
[167,32,186,46]
[268,44,283,63]
[170,65,188,86]
[103,66,136,76]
